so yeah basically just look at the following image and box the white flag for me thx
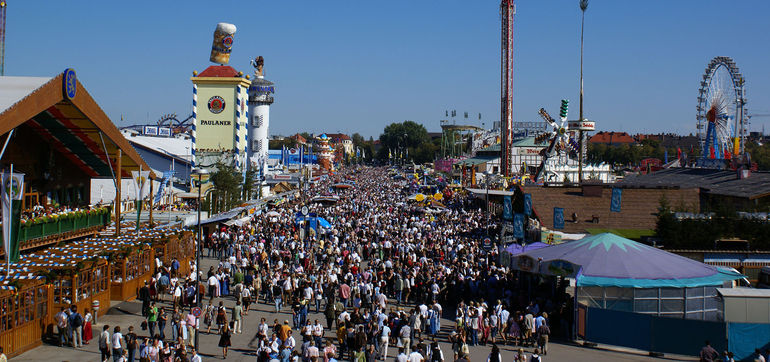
[1,171,24,261]
[131,170,150,199]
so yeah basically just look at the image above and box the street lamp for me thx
[191,167,209,349]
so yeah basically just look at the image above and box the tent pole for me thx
[0,129,15,164]
[115,150,122,236]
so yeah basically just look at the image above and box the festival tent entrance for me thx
[512,233,743,319]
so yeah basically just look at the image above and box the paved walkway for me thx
[15,255,697,361]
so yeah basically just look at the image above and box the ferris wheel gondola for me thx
[696,56,748,163]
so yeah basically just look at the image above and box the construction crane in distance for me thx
[0,0,6,75]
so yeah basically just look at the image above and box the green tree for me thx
[209,161,241,212]
[379,121,432,163]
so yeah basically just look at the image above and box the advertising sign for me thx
[503,195,513,220]
[513,213,525,239]
[611,188,622,212]
[554,207,565,230]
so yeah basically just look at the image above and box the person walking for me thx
[536,316,550,356]
[147,303,158,338]
[83,308,94,345]
[111,326,124,362]
[486,344,501,362]
[219,323,232,359]
[68,305,84,348]
[98,325,111,362]
[232,301,244,334]
[125,326,138,362]
[186,308,198,349]
[157,307,167,340]
[379,321,391,360]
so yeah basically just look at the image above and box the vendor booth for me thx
[511,233,745,358]
[0,277,50,357]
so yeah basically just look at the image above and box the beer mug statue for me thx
[210,23,237,65]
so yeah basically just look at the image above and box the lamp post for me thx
[191,167,208,349]
[484,170,492,235]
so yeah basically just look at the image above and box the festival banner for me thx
[611,188,622,213]
[553,207,565,230]
[524,193,532,216]
[503,195,513,220]
[154,170,175,204]
[1,171,24,263]
[131,170,151,199]
[513,213,525,239]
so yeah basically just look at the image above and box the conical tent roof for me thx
[514,233,743,288]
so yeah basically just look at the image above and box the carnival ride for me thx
[532,100,612,183]
[534,101,577,180]
[696,56,748,167]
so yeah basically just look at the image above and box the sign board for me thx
[143,126,158,136]
[192,307,202,317]
[301,206,309,216]
[482,237,493,251]
[158,127,172,137]
[568,120,596,131]
[516,147,545,155]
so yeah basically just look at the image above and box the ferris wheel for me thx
[696,56,747,160]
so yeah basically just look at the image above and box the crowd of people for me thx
[55,166,568,362]
[193,166,566,361]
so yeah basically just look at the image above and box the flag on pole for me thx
[1,170,24,263]
[131,170,150,200]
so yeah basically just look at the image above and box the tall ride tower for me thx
[500,0,515,177]
[247,56,275,174]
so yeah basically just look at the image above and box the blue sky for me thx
[5,1,770,138]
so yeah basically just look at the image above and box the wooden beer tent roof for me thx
[0,70,154,178]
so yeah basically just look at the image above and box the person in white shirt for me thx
[379,322,391,360]
[312,320,324,347]
[408,345,424,362]
[396,347,409,362]
[190,349,202,362]
[111,326,124,360]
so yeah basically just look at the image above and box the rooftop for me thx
[589,131,636,144]
[619,168,770,199]
[0,76,51,114]
[197,65,240,77]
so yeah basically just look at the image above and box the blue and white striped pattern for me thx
[243,89,249,157]
[191,84,198,167]
[234,86,242,167]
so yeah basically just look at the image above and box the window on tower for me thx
[253,115,264,128]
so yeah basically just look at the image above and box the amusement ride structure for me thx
[533,100,611,183]
[500,0,515,177]
[696,56,748,168]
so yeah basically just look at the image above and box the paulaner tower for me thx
[247,56,275,173]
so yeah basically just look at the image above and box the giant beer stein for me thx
[210,23,236,64]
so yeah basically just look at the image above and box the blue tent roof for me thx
[505,242,549,256]
[514,233,744,288]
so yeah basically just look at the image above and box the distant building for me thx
[589,131,636,146]
[635,133,700,150]
[325,133,354,156]
[288,133,308,145]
